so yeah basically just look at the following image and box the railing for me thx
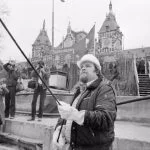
[15,92,150,117]
[117,95,150,106]
[133,55,140,96]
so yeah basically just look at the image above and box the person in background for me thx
[28,61,50,121]
[3,61,20,119]
[52,54,117,150]
[0,80,9,130]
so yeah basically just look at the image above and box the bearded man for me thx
[52,54,117,150]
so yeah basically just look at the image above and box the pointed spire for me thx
[67,21,71,34]
[109,1,112,12]
[43,19,45,30]
[108,1,115,17]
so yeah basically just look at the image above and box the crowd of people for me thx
[0,60,50,123]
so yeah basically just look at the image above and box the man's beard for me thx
[79,73,88,83]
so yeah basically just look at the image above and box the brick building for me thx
[31,2,123,69]
[31,21,87,69]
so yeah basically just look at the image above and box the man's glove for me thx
[57,101,85,125]
[52,126,66,150]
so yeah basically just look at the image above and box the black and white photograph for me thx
[0,0,150,149]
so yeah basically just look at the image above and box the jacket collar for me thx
[74,77,103,91]
[87,77,103,90]
[71,77,103,106]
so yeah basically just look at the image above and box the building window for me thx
[65,54,71,65]
[106,26,109,32]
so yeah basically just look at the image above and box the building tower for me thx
[31,20,52,64]
[98,1,123,54]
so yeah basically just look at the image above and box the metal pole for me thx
[117,95,150,106]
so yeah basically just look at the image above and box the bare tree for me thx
[0,1,9,16]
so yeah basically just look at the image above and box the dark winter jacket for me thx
[3,63,20,87]
[31,66,50,89]
[56,77,117,150]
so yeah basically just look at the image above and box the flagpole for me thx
[52,0,54,51]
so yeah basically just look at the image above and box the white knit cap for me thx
[77,54,101,70]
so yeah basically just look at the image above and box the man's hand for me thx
[57,101,85,125]
[40,68,45,74]
[1,84,6,88]
[36,64,41,70]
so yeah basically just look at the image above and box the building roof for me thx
[56,22,87,49]
[99,2,120,33]
[99,47,150,59]
[33,20,51,47]
[124,47,150,58]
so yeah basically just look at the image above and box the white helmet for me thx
[77,54,101,70]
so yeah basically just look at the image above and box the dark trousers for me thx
[31,85,46,119]
[5,86,16,117]
[0,95,4,124]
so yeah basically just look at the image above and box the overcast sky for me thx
[0,0,150,62]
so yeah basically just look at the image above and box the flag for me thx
[73,25,95,60]
[73,37,86,61]
[85,24,95,53]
